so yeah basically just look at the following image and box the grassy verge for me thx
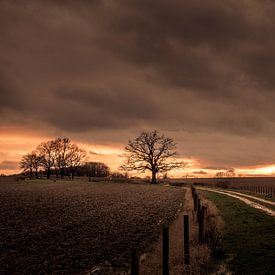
[200,190,275,275]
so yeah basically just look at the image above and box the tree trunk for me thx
[60,168,64,179]
[35,168,38,179]
[47,169,50,179]
[55,169,59,179]
[151,170,157,184]
[30,168,33,179]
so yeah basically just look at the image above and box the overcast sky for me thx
[1,0,275,176]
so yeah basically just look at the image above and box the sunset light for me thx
[1,1,275,274]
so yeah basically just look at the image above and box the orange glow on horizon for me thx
[2,133,275,177]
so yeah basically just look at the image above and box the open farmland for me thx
[0,180,184,274]
[182,176,275,188]
[177,177,275,198]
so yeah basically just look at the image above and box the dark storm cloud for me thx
[94,0,275,96]
[38,85,159,132]
[56,85,157,121]
[0,70,24,110]
[98,0,249,94]
[0,160,18,170]
[1,0,275,168]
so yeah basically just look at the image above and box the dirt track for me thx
[220,190,275,206]
[197,187,275,217]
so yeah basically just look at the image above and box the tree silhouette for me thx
[67,144,86,179]
[37,140,55,179]
[85,162,110,181]
[121,130,184,184]
[54,138,72,179]
[20,152,41,179]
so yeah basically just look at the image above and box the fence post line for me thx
[199,206,205,244]
[183,215,190,266]
[194,193,198,211]
[197,199,201,220]
[163,227,169,275]
[131,249,139,275]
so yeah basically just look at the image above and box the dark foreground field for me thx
[0,180,184,274]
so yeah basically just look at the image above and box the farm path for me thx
[197,187,275,217]
[220,189,275,206]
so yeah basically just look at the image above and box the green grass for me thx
[201,190,275,275]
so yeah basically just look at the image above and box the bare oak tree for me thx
[121,130,184,184]
[36,138,87,179]
[20,151,41,179]
[67,144,86,179]
[84,162,110,181]
[54,138,72,179]
[37,140,55,179]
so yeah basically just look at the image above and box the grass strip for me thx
[201,190,275,275]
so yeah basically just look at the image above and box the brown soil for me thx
[0,181,184,274]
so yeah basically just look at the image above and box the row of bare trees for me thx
[20,138,86,179]
[20,131,183,184]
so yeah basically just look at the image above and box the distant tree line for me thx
[215,168,236,178]
[20,130,183,184]
[20,138,119,181]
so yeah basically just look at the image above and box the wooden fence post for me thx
[183,215,190,265]
[131,249,139,275]
[199,206,205,244]
[197,199,201,220]
[194,193,198,211]
[163,227,169,275]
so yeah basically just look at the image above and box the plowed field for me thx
[0,180,184,274]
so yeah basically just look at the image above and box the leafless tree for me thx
[32,151,42,178]
[85,162,110,181]
[121,130,184,184]
[225,168,236,177]
[20,154,34,178]
[53,138,72,179]
[37,140,56,179]
[20,151,41,178]
[67,144,86,179]
[35,138,87,179]
[215,171,225,177]
[216,168,235,178]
